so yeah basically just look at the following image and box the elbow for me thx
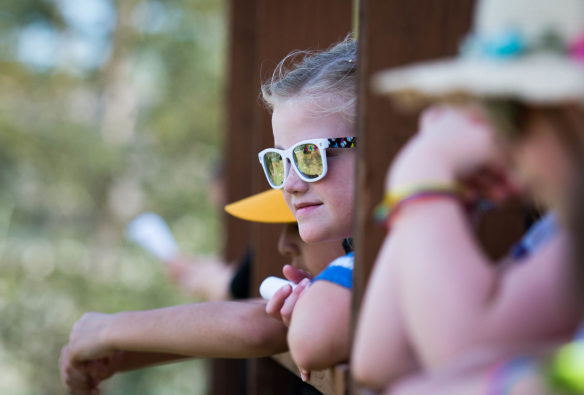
[287,324,346,371]
[287,329,323,371]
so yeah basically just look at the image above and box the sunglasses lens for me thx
[293,143,323,179]
[263,152,285,186]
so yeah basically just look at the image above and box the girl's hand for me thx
[66,312,117,361]
[388,105,519,203]
[60,312,121,393]
[265,265,312,327]
[60,346,124,395]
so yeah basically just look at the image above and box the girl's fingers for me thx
[461,166,519,204]
[60,347,91,391]
[280,278,310,326]
[265,284,293,320]
[63,365,94,393]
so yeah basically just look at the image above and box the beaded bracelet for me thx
[374,183,463,231]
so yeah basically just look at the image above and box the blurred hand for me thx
[164,255,235,301]
[388,105,520,204]
[65,313,116,361]
[265,265,312,327]
[60,312,118,393]
[60,346,123,395]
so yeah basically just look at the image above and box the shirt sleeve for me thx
[510,213,559,261]
[312,252,354,289]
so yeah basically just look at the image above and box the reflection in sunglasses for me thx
[258,137,356,188]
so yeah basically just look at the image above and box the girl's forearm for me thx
[393,199,498,365]
[105,300,288,358]
[115,352,190,372]
[352,236,419,390]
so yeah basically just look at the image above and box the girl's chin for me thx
[298,224,346,245]
[297,224,326,244]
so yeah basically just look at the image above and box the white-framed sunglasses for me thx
[258,137,356,189]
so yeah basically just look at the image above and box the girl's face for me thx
[511,111,575,220]
[271,98,355,243]
[278,223,345,275]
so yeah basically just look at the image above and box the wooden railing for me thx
[271,353,348,395]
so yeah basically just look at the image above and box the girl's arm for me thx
[383,106,579,368]
[286,280,351,372]
[61,299,288,393]
[67,300,287,361]
[352,235,419,390]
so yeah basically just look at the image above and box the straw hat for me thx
[224,189,296,223]
[374,0,584,105]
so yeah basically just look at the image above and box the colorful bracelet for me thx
[486,356,535,395]
[374,183,463,231]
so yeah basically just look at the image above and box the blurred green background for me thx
[0,0,227,393]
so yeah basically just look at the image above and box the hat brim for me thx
[224,189,296,223]
[374,53,584,107]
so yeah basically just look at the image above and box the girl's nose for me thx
[283,164,308,194]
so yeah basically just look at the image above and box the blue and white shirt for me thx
[510,213,559,261]
[313,252,354,289]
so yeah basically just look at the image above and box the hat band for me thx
[460,28,584,63]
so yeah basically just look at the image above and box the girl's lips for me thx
[294,203,322,216]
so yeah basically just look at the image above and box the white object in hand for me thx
[259,276,297,300]
[126,212,178,261]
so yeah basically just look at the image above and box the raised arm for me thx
[378,106,579,369]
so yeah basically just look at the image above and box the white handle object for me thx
[126,212,179,261]
[259,276,296,300]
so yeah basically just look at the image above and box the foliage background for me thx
[0,0,227,393]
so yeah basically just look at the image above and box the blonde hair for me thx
[261,36,357,125]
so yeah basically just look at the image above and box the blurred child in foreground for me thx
[352,0,584,392]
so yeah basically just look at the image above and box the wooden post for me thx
[353,0,477,316]
[219,0,353,394]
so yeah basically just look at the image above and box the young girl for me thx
[60,37,360,393]
[352,0,584,391]
[256,37,359,378]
